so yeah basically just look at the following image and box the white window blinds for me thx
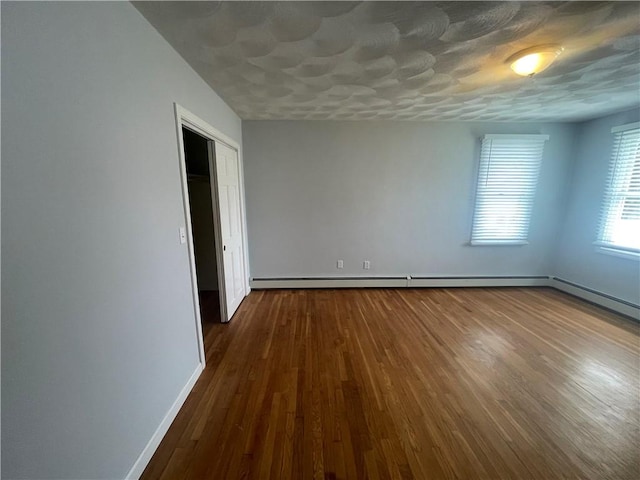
[596,123,640,254]
[471,134,548,245]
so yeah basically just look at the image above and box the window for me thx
[596,122,640,256]
[470,134,549,245]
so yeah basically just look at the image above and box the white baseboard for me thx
[126,362,204,480]
[250,276,549,290]
[550,277,639,320]
[408,276,549,288]
[251,277,409,289]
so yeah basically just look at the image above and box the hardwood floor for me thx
[141,288,639,480]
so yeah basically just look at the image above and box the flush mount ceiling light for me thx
[506,45,564,77]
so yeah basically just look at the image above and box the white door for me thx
[210,141,246,320]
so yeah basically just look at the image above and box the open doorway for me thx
[175,104,250,365]
[182,127,221,340]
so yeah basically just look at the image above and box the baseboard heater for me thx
[549,277,639,320]
[250,276,408,289]
[250,275,638,320]
[250,275,549,289]
[409,276,548,287]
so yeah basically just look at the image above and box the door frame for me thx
[174,103,250,365]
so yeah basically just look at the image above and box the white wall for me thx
[554,108,640,305]
[243,121,577,279]
[1,2,241,478]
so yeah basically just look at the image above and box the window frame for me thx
[470,133,549,246]
[594,122,640,260]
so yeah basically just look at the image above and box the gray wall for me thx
[553,108,640,305]
[1,2,241,479]
[243,121,577,279]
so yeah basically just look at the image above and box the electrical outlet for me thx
[363,260,371,270]
[337,260,344,269]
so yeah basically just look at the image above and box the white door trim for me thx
[174,103,250,364]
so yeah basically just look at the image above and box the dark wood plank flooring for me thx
[141,287,639,479]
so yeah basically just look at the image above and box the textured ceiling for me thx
[135,1,640,121]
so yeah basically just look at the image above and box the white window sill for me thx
[470,240,529,246]
[594,245,640,261]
